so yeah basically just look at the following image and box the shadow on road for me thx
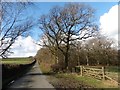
[26,72,56,76]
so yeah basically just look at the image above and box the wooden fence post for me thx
[102,67,105,80]
[80,66,83,76]
[72,67,75,73]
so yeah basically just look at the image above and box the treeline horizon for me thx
[36,35,118,71]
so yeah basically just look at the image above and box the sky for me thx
[9,2,118,57]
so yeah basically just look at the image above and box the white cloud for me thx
[9,36,41,57]
[100,5,118,43]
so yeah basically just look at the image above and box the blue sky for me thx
[27,2,117,40]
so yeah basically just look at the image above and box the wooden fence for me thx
[73,65,118,84]
[74,66,105,80]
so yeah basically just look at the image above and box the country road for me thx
[7,62,55,89]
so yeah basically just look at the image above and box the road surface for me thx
[8,62,55,89]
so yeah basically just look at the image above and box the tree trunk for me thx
[54,55,58,64]
[64,53,69,70]
[97,60,99,65]
[86,56,89,66]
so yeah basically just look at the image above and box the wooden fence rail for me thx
[73,65,118,84]
[75,66,105,80]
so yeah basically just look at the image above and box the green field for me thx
[1,58,33,64]
[105,66,119,73]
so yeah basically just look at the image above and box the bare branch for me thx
[0,2,34,58]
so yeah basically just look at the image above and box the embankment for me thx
[2,60,36,89]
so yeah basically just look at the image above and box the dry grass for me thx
[47,73,92,88]
[103,80,118,88]
[75,74,118,88]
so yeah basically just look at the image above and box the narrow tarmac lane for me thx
[8,62,55,89]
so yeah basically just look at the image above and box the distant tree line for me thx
[36,35,118,71]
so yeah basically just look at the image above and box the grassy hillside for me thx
[1,57,33,64]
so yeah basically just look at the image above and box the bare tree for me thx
[0,2,34,58]
[87,34,117,66]
[39,3,98,69]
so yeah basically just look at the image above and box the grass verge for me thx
[39,62,119,89]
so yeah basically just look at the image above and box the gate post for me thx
[80,66,83,76]
[102,67,105,80]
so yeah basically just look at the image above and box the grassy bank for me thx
[2,58,35,89]
[39,62,119,89]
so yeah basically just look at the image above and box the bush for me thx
[51,64,65,73]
